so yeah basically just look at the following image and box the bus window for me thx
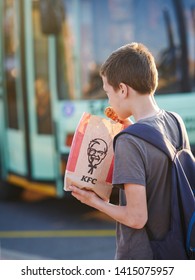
[55,1,76,100]
[75,0,194,98]
[39,0,65,35]
[42,0,194,102]
[56,35,73,100]
[189,3,195,90]
[32,1,52,134]
[3,0,18,129]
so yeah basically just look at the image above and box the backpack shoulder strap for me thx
[114,119,178,161]
[166,111,184,150]
[114,111,187,159]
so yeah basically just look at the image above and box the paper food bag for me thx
[64,112,124,200]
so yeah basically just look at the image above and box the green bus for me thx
[0,0,195,198]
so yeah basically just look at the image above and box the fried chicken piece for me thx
[104,107,122,123]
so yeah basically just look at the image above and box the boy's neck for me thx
[133,94,160,122]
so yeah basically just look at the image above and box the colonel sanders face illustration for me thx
[87,138,108,175]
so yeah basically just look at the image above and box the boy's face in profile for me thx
[102,76,120,109]
[102,75,131,120]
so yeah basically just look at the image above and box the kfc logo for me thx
[87,138,108,175]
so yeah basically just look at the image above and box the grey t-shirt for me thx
[113,110,190,260]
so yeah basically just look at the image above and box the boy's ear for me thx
[119,82,128,98]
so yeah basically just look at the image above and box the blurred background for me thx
[0,0,195,259]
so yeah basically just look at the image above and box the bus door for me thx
[1,0,28,184]
[21,0,62,195]
[0,0,6,181]
[0,0,63,197]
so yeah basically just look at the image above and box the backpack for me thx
[113,112,195,260]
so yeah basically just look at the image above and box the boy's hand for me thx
[68,185,106,208]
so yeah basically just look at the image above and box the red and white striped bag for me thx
[64,112,124,200]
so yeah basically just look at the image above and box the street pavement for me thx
[0,191,116,260]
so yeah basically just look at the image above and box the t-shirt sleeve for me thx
[113,134,146,187]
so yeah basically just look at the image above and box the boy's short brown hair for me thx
[100,42,158,94]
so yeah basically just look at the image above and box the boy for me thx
[68,43,190,259]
